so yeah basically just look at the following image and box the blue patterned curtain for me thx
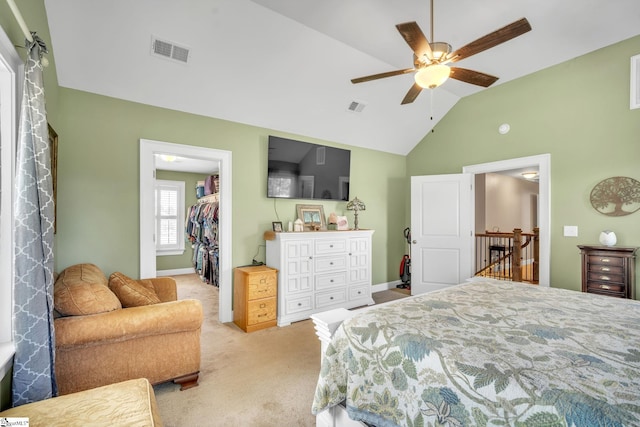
[12,33,57,406]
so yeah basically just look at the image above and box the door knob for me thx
[412,240,417,244]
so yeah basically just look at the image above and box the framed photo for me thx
[272,221,283,232]
[296,204,325,231]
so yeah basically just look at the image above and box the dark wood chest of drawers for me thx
[578,245,637,299]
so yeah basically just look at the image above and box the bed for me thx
[310,279,640,427]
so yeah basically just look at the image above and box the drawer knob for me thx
[601,258,611,263]
[260,303,266,308]
[600,284,611,290]
[297,302,302,306]
[600,267,610,272]
[330,262,333,265]
[330,296,334,300]
[260,278,266,283]
[330,244,333,248]
[330,279,334,283]
[600,275,611,281]
[258,313,267,317]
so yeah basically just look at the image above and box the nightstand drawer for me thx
[247,298,276,325]
[587,264,623,275]
[587,271,624,284]
[587,255,624,267]
[587,281,625,293]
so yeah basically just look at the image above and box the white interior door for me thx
[410,174,473,295]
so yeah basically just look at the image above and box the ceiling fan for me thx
[351,0,532,104]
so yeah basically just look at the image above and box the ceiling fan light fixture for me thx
[415,64,450,89]
[429,42,452,61]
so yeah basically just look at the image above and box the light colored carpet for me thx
[153,274,407,426]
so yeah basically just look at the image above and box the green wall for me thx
[155,170,204,272]
[53,88,407,283]
[408,35,640,295]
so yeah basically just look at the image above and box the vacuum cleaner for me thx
[398,227,411,289]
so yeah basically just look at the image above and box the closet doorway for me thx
[139,139,233,323]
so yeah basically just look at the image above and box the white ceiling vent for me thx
[347,101,366,113]
[151,36,190,63]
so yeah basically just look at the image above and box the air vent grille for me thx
[151,36,190,63]
[347,101,366,113]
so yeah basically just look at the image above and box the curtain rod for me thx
[6,0,34,43]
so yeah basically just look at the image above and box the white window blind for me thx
[155,180,185,255]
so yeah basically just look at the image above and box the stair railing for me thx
[474,227,539,283]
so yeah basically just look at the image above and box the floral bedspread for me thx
[311,280,640,427]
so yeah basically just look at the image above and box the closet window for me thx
[155,180,185,255]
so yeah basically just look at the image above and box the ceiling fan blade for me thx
[396,21,433,60]
[401,83,423,105]
[449,67,499,87]
[447,18,531,63]
[351,68,415,84]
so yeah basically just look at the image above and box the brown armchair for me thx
[53,263,202,395]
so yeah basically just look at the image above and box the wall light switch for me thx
[564,226,578,237]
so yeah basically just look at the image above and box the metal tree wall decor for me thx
[590,176,640,216]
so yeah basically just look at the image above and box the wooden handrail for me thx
[474,227,539,284]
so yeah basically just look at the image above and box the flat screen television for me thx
[267,136,350,201]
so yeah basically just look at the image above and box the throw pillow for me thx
[109,272,162,307]
[54,263,122,316]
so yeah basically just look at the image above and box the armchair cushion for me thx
[109,272,161,307]
[54,263,121,316]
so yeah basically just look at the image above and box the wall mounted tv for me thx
[267,136,350,201]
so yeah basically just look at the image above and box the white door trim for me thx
[0,24,23,375]
[140,139,233,322]
[463,154,551,286]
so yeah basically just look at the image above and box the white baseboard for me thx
[372,280,403,293]
[156,268,196,277]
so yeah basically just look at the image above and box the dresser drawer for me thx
[247,273,277,300]
[314,239,347,255]
[247,298,277,325]
[587,255,624,267]
[315,271,347,291]
[349,285,369,301]
[315,289,347,309]
[285,294,313,314]
[315,255,347,273]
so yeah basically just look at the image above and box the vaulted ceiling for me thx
[44,0,640,155]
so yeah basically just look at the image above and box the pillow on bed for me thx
[108,272,161,307]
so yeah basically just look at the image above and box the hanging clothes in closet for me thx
[186,192,219,286]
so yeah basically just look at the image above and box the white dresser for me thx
[266,230,374,326]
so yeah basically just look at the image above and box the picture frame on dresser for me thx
[296,204,325,231]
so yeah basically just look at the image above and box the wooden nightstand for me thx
[233,265,277,332]
[578,245,637,299]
